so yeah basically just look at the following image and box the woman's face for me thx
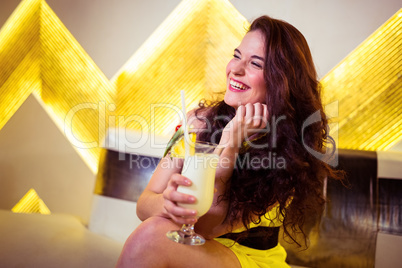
[224,30,267,109]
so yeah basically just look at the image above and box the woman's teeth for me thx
[230,80,249,90]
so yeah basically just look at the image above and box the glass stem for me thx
[180,224,195,237]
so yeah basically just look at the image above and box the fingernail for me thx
[188,196,196,202]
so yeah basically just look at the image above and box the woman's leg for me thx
[115,216,241,268]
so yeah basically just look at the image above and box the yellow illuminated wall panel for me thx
[322,9,402,151]
[0,0,41,131]
[0,0,115,172]
[12,188,51,215]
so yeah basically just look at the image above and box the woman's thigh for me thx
[115,216,241,268]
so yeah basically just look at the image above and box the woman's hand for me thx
[162,173,198,225]
[221,102,269,148]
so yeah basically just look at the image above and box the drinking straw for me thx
[180,90,191,157]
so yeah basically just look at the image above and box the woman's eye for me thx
[233,54,240,59]
[251,62,262,68]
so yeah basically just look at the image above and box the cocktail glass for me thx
[166,141,221,245]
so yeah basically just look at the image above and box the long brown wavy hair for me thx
[195,15,343,247]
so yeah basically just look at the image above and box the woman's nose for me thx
[231,61,245,75]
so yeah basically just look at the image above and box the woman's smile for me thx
[228,78,250,92]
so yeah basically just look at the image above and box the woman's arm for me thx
[136,156,178,220]
[195,103,269,238]
[137,103,268,236]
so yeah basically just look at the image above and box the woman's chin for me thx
[223,96,241,109]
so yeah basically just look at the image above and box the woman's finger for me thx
[244,103,254,123]
[169,173,192,187]
[236,105,246,123]
[163,176,195,204]
[253,103,262,128]
[163,197,197,225]
[163,188,196,204]
[163,199,197,217]
[261,104,269,129]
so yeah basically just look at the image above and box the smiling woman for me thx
[116,15,343,268]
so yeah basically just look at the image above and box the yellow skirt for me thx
[215,238,290,268]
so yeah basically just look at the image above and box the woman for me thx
[116,15,341,268]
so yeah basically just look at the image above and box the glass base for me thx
[166,230,206,245]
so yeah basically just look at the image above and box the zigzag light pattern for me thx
[0,0,116,172]
[0,0,401,173]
